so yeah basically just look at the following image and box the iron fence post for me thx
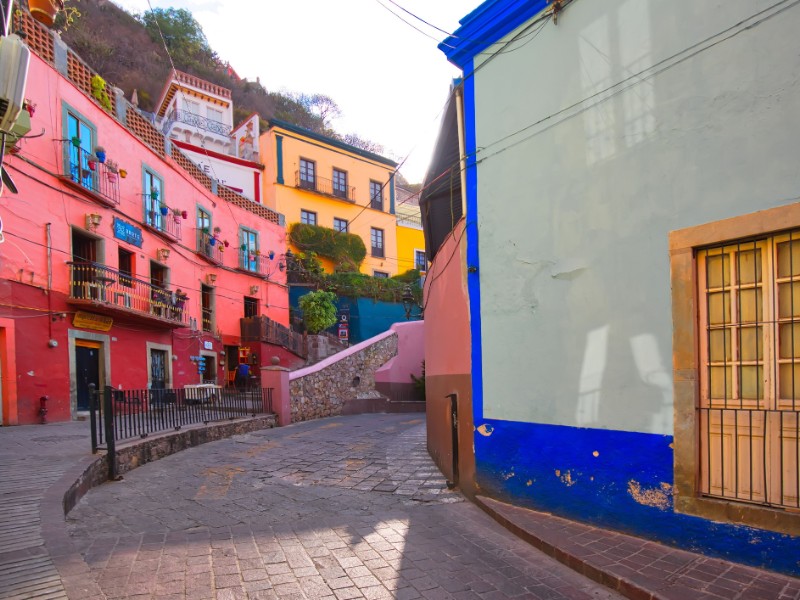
[89,383,98,453]
[102,385,117,480]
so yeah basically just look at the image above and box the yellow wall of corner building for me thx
[396,224,426,274]
[260,126,398,276]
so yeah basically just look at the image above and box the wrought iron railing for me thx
[241,315,307,358]
[197,231,224,264]
[237,249,282,279]
[60,140,120,206]
[68,261,189,325]
[164,109,231,137]
[700,408,800,510]
[294,171,356,202]
[143,198,183,241]
[89,385,274,479]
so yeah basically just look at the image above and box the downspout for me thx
[46,222,53,340]
[454,82,468,217]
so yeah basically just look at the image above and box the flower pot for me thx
[106,172,118,183]
[29,0,64,28]
[160,206,168,216]
[71,136,81,148]
[151,190,159,201]
[209,238,217,246]
[95,151,106,163]
[181,210,188,219]
[87,160,97,171]
[119,169,127,179]
[173,215,181,224]
[223,240,229,248]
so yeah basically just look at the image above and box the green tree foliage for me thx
[140,8,218,75]
[298,290,338,334]
[289,223,366,271]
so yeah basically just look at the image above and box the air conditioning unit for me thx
[0,34,31,134]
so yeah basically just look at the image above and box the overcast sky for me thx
[110,0,481,183]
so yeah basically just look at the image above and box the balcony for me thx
[241,316,307,359]
[237,249,283,279]
[67,262,189,328]
[294,171,356,202]
[143,200,183,242]
[163,109,231,137]
[58,140,120,207]
[197,231,224,265]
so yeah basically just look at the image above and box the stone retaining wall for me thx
[289,333,398,422]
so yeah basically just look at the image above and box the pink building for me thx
[0,13,291,425]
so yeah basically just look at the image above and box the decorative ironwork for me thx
[143,197,183,241]
[294,171,356,202]
[68,261,188,325]
[165,109,231,137]
[237,249,282,279]
[60,140,120,206]
[197,231,224,264]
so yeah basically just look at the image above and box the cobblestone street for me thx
[66,414,621,599]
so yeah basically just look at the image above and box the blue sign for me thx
[113,218,143,248]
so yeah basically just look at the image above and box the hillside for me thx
[54,0,332,133]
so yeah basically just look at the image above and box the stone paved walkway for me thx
[65,414,622,599]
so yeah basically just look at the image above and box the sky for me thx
[109,0,482,184]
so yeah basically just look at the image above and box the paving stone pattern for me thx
[66,414,622,599]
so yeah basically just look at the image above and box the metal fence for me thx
[90,385,273,479]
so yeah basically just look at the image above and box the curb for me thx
[473,495,657,600]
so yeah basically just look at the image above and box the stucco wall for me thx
[289,331,397,422]
[472,0,800,435]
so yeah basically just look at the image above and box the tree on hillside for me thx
[140,8,219,75]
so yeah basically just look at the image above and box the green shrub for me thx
[289,223,366,270]
[298,290,338,334]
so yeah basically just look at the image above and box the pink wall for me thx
[374,321,424,384]
[0,51,290,423]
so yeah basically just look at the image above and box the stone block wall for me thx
[289,332,397,422]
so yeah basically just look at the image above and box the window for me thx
[334,218,349,233]
[696,235,800,510]
[415,250,427,272]
[370,180,383,211]
[64,109,95,190]
[118,248,134,288]
[670,210,800,534]
[333,169,348,199]
[207,107,223,123]
[371,227,384,258]
[143,168,164,229]
[299,158,316,190]
[184,99,200,114]
[244,296,259,318]
[201,284,213,333]
[373,271,389,278]
[301,210,317,226]
[240,228,259,272]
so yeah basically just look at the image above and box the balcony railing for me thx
[143,200,183,241]
[197,231,224,265]
[164,109,231,137]
[241,316,307,359]
[59,140,120,206]
[237,249,282,279]
[294,171,356,202]
[68,261,189,326]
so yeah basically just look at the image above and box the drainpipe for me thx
[454,82,468,218]
[46,223,53,341]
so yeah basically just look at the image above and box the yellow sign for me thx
[73,311,113,332]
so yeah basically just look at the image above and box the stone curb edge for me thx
[472,495,657,600]
[39,415,278,599]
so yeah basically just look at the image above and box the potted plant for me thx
[223,240,229,248]
[213,226,222,235]
[87,158,97,171]
[70,135,81,148]
[23,100,36,118]
[150,189,159,201]
[29,0,64,28]
[119,169,128,179]
[159,204,169,216]
[94,146,106,163]
[172,208,182,223]
[181,210,188,220]
[105,159,119,183]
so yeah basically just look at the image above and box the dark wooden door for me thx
[75,344,100,411]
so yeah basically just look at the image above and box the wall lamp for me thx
[249,285,259,295]
[206,273,217,285]
[157,248,170,262]
[402,285,423,321]
[85,213,102,231]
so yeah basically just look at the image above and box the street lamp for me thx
[402,285,415,320]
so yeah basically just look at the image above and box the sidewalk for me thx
[1,419,798,600]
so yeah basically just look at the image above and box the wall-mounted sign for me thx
[203,341,213,350]
[338,324,349,340]
[73,311,113,332]
[113,217,143,248]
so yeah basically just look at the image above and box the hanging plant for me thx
[91,75,112,112]
[150,190,159,201]
[119,169,128,179]
[209,237,217,246]
[240,243,247,251]
[87,159,97,171]
[223,240,229,248]
[160,205,169,216]
[71,136,81,148]
[94,146,106,163]
[181,210,188,219]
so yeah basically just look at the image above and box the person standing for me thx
[235,361,250,390]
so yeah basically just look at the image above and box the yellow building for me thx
[260,120,400,277]
[395,186,427,274]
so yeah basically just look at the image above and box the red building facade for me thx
[0,14,289,425]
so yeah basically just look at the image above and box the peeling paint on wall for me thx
[477,424,494,436]
[502,471,515,480]
[556,469,577,487]
[627,480,673,510]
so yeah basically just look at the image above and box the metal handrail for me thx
[165,109,231,137]
[294,171,356,202]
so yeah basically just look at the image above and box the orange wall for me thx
[260,127,398,276]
